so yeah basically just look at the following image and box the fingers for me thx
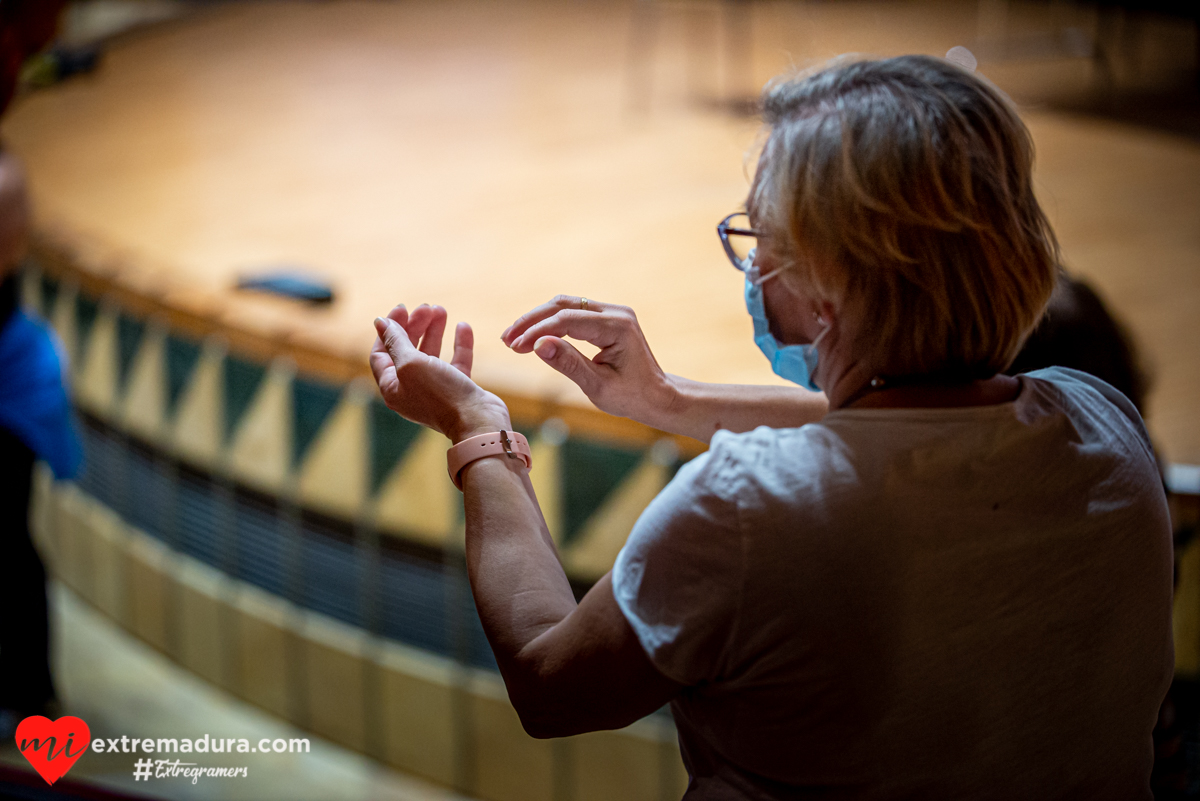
[510,309,622,354]
[386,304,409,327]
[419,306,448,358]
[369,346,394,385]
[532,335,601,397]
[371,303,460,373]
[372,304,406,358]
[451,322,474,377]
[369,320,399,396]
[374,316,415,367]
[502,295,611,347]
[405,304,435,347]
[373,303,444,356]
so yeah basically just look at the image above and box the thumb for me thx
[534,336,598,397]
[375,317,413,364]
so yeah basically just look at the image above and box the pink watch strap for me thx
[446,430,532,490]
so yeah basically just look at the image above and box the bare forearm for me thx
[649,375,828,442]
[459,456,681,737]
[460,453,577,672]
[372,301,685,739]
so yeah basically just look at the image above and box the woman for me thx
[371,55,1172,798]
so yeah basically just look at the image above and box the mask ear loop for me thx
[743,245,789,287]
[746,258,784,287]
[804,316,832,393]
[811,317,831,348]
[753,267,784,286]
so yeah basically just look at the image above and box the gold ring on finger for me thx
[580,297,590,312]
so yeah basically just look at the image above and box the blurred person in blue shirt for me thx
[0,149,80,726]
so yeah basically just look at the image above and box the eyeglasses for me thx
[718,212,781,285]
[716,212,763,273]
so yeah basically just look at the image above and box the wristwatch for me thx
[446,430,532,490]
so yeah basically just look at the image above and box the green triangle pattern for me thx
[75,294,99,351]
[39,273,58,318]
[369,399,423,495]
[223,356,266,442]
[292,376,343,468]
[561,439,644,546]
[116,314,146,393]
[165,335,201,417]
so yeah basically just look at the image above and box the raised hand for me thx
[371,303,510,443]
[501,295,676,428]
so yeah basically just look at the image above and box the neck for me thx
[822,359,1021,411]
[839,374,1021,411]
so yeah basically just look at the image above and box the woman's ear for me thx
[816,300,839,330]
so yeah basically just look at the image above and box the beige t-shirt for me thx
[613,368,1174,800]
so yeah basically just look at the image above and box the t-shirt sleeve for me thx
[1028,366,1156,461]
[611,431,746,686]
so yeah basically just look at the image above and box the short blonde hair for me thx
[748,55,1059,379]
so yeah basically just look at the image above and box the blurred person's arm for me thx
[502,295,827,442]
[371,304,682,738]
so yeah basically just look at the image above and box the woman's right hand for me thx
[502,295,678,429]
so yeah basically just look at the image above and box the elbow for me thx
[505,659,587,739]
[515,704,596,740]
[517,711,567,740]
[509,680,636,739]
[508,682,578,740]
[515,696,644,739]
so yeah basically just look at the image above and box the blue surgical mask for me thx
[743,259,829,392]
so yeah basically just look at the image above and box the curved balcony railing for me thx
[20,232,698,800]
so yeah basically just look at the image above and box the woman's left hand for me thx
[370,303,511,443]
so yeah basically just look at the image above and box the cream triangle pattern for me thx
[120,323,167,444]
[170,338,225,470]
[51,280,78,373]
[529,436,564,546]
[76,304,119,417]
[559,450,672,582]
[372,427,457,548]
[298,378,371,519]
[228,358,295,495]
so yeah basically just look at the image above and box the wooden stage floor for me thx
[4,0,1198,462]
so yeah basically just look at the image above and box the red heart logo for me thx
[14,716,91,786]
